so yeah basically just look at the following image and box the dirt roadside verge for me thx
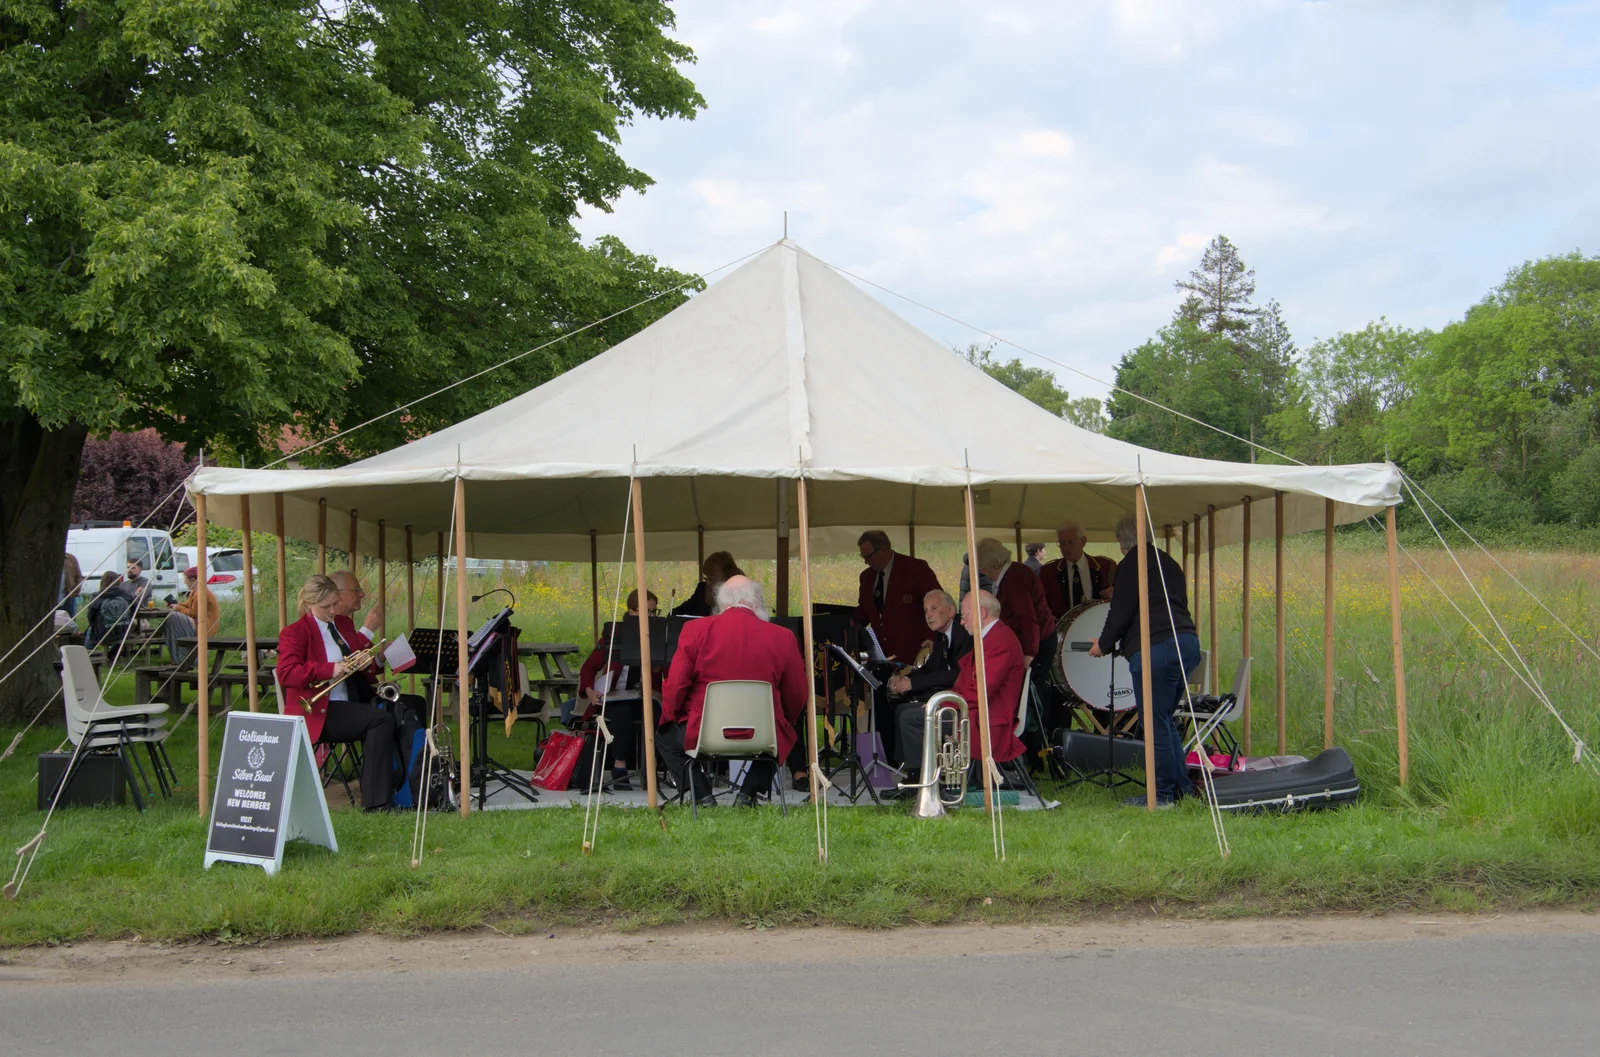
[1,909,1595,986]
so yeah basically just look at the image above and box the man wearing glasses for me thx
[852,530,942,666]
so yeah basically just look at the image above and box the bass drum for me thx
[1049,601,1137,712]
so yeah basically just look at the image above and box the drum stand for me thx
[1059,651,1141,791]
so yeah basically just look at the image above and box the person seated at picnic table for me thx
[163,565,219,668]
[85,572,135,654]
[572,589,660,790]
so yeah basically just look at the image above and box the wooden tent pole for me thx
[797,477,823,822]
[1163,524,1171,555]
[196,493,210,814]
[907,521,916,559]
[1323,499,1336,750]
[1181,519,1189,580]
[348,508,358,574]
[1192,514,1202,638]
[1274,491,1286,755]
[273,493,287,632]
[454,481,470,816]
[1136,487,1157,810]
[405,526,415,695]
[589,529,599,642]
[317,498,327,574]
[1206,505,1217,694]
[962,484,994,813]
[377,520,387,641]
[1014,522,1023,563]
[1240,496,1253,756]
[1385,505,1409,785]
[696,525,704,569]
[241,497,260,713]
[435,532,443,725]
[630,478,659,808]
[776,480,790,618]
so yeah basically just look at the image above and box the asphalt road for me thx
[3,931,1596,1056]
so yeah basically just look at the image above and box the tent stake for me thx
[630,478,659,808]
[1136,486,1157,810]
[1241,496,1253,756]
[274,493,287,632]
[196,492,210,814]
[1323,498,1335,749]
[454,480,470,816]
[1275,491,1286,755]
[241,497,260,713]
[1385,505,1409,785]
[962,484,995,815]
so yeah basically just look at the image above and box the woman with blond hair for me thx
[276,574,400,810]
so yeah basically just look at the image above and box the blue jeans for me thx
[1128,633,1201,802]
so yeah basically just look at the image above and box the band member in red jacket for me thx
[853,530,942,663]
[975,537,1052,663]
[575,589,658,789]
[1039,520,1117,619]
[659,576,808,807]
[276,574,401,810]
[899,589,1026,775]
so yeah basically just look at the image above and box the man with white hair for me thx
[1089,514,1200,807]
[659,575,809,807]
[974,536,1052,665]
[897,589,1025,779]
[1039,520,1116,620]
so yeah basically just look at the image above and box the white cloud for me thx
[582,0,1600,398]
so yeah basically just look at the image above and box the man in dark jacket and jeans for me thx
[1089,514,1201,807]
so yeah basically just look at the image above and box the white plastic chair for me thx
[1183,656,1252,763]
[58,646,171,810]
[686,680,787,817]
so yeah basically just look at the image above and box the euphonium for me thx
[897,690,971,819]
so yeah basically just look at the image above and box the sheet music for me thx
[468,606,512,651]
[864,626,887,662]
[830,643,882,690]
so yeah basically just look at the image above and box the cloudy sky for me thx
[578,0,1600,402]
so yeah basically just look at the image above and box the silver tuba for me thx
[897,690,971,819]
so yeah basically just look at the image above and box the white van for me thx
[66,526,183,602]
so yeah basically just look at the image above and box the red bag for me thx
[531,730,584,791]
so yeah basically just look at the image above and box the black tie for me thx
[325,622,347,658]
[1071,565,1083,606]
[874,569,886,613]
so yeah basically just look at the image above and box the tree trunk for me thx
[0,412,88,725]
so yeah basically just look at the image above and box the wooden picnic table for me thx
[177,636,279,675]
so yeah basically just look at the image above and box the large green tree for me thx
[0,0,703,720]
[962,343,1106,432]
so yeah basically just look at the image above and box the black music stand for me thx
[823,644,884,805]
[467,609,538,808]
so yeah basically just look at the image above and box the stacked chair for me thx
[56,645,174,812]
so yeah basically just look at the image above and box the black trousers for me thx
[602,698,643,767]
[320,699,398,809]
[656,721,776,800]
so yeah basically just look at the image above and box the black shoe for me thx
[732,792,758,808]
[608,770,632,791]
[693,794,718,808]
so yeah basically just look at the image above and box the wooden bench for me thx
[135,665,277,712]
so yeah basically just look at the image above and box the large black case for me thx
[1206,747,1359,812]
[38,752,126,810]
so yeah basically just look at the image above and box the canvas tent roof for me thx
[189,240,1400,561]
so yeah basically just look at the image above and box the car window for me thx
[211,551,245,573]
[126,536,151,567]
[152,537,175,570]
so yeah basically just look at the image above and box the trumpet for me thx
[308,638,390,703]
[897,690,971,819]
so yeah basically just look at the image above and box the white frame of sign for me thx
[204,712,338,876]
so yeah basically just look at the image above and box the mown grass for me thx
[2,536,1598,944]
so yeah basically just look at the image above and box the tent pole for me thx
[1181,519,1188,581]
[962,484,994,814]
[1207,505,1217,694]
[1192,514,1201,640]
[241,497,260,713]
[776,480,790,618]
[1163,524,1171,555]
[1323,498,1336,750]
[1274,491,1286,755]
[907,521,916,559]
[317,498,327,575]
[274,493,287,632]
[377,520,387,641]
[454,480,470,816]
[348,508,359,576]
[435,533,444,726]
[406,526,415,696]
[1014,522,1022,563]
[196,493,210,814]
[630,478,659,808]
[797,476,823,829]
[589,529,599,642]
[696,525,704,570]
[1385,505,1409,785]
[1135,487,1157,810]
[1240,496,1253,756]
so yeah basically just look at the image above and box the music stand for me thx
[462,608,539,808]
[823,644,885,805]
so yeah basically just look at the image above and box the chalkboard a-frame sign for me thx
[204,712,337,876]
